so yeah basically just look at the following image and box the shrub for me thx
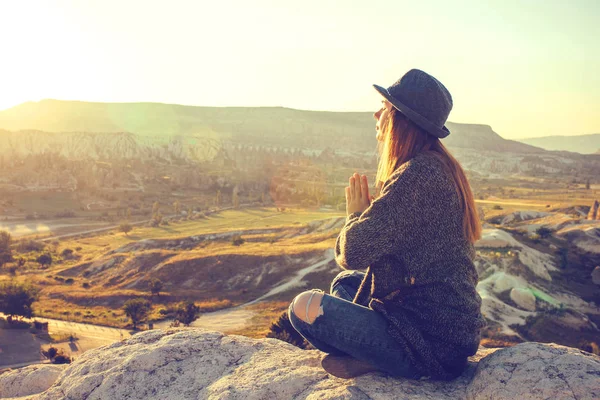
[492,205,503,210]
[119,222,133,236]
[266,311,310,349]
[36,253,53,268]
[53,353,72,364]
[123,298,151,329]
[535,226,552,239]
[42,346,58,360]
[16,239,45,253]
[231,235,245,246]
[64,278,74,285]
[174,301,201,326]
[61,248,74,258]
[82,282,90,289]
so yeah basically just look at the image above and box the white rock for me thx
[510,288,537,311]
[592,266,600,285]
[466,342,600,400]
[5,330,600,400]
[0,364,67,398]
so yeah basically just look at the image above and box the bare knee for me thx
[291,290,324,324]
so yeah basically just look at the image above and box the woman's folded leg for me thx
[329,270,366,301]
[288,289,422,379]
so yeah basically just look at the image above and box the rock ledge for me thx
[1,329,599,400]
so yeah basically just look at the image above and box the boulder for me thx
[0,364,67,398]
[2,329,599,400]
[467,342,600,399]
[510,287,537,311]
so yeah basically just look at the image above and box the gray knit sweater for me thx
[334,150,486,380]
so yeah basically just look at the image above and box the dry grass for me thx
[33,298,129,327]
[3,207,342,328]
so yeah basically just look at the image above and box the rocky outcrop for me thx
[510,287,537,311]
[592,266,600,285]
[0,364,67,398]
[2,329,599,400]
[466,342,600,399]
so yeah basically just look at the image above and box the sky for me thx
[0,0,598,139]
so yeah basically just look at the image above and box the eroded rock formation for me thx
[588,200,599,220]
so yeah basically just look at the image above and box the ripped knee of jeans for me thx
[291,289,324,325]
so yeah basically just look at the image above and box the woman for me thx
[287,68,486,380]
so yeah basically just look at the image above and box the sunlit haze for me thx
[1,0,598,139]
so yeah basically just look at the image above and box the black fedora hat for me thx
[373,69,452,139]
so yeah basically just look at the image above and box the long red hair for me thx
[375,107,481,243]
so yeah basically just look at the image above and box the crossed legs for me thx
[286,270,423,379]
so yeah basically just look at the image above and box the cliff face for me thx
[1,329,599,400]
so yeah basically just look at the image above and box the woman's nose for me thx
[373,109,381,120]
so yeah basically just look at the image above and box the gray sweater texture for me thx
[334,150,486,380]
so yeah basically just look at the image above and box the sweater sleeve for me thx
[334,162,422,271]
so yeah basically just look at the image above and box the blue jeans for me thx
[287,270,422,379]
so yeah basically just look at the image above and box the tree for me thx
[36,253,53,268]
[174,301,201,326]
[215,190,222,207]
[173,200,181,214]
[187,206,193,220]
[149,278,163,298]
[0,231,12,269]
[123,298,151,329]
[119,222,133,236]
[535,226,552,239]
[232,191,240,208]
[126,208,132,220]
[586,179,591,190]
[0,281,39,319]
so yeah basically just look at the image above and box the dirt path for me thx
[0,314,132,368]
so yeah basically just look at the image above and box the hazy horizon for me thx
[1,0,598,140]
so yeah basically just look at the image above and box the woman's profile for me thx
[287,68,486,380]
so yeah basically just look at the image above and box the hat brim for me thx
[373,84,450,139]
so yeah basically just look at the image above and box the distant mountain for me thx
[444,122,543,153]
[0,99,543,154]
[517,133,600,154]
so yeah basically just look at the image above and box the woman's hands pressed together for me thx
[345,173,374,216]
